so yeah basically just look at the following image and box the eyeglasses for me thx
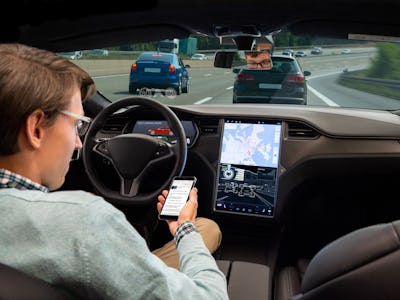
[59,110,92,136]
[247,59,272,69]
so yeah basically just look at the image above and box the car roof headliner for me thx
[3,0,400,52]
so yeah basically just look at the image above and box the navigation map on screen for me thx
[215,120,282,217]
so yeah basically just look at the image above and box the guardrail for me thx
[339,70,400,100]
[340,71,400,89]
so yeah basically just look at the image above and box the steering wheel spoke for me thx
[152,141,174,160]
[121,177,140,197]
[93,138,112,159]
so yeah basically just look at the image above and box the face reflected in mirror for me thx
[245,43,273,70]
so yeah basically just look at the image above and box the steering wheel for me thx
[82,96,187,206]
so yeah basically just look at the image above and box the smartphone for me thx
[158,176,197,220]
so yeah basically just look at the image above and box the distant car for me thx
[232,55,311,105]
[58,51,82,60]
[282,49,294,56]
[90,49,109,56]
[341,48,352,54]
[129,51,189,95]
[311,47,323,55]
[295,51,307,57]
[191,53,207,60]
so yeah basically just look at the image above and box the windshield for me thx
[67,32,400,110]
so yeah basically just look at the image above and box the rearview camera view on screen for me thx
[215,120,282,217]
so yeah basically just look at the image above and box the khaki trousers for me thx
[152,217,222,270]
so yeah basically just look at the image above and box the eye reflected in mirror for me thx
[244,42,273,70]
[214,50,273,70]
[244,50,272,70]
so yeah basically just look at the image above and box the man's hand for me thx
[157,187,198,236]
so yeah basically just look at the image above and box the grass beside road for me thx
[337,42,400,100]
[338,70,400,100]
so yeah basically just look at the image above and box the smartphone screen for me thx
[159,176,197,220]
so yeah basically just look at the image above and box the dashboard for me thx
[94,104,400,224]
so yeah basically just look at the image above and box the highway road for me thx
[91,49,400,110]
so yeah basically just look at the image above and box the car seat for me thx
[274,220,400,300]
[0,262,69,300]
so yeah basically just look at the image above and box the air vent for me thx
[102,117,128,133]
[287,121,319,138]
[197,119,219,134]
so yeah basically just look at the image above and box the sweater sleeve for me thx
[73,196,228,300]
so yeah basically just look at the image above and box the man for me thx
[245,42,274,70]
[0,43,228,299]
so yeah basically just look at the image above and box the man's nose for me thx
[75,135,83,149]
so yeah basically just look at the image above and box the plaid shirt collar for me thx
[0,168,49,192]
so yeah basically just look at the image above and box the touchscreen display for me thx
[214,119,282,217]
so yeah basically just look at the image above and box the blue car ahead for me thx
[129,52,189,95]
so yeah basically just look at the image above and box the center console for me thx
[217,260,271,300]
[212,119,283,300]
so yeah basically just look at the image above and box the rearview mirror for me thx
[214,51,236,68]
[214,49,273,70]
[214,34,275,69]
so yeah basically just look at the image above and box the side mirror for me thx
[304,71,311,76]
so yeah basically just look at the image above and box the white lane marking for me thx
[204,74,213,77]
[92,70,339,106]
[307,85,339,106]
[195,97,213,104]
[306,71,342,106]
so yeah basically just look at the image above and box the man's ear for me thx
[24,109,47,150]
